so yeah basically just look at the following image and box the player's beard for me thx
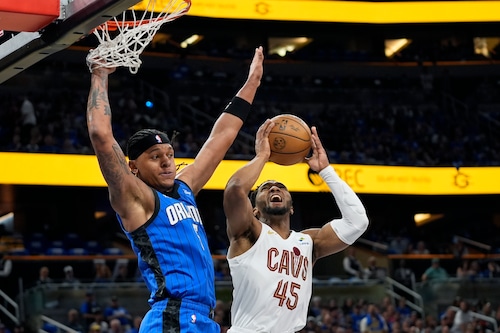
[263,206,288,216]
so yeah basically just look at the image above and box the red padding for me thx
[0,0,60,32]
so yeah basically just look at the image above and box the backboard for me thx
[0,0,141,84]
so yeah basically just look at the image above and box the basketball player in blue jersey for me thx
[86,46,264,333]
[223,119,369,333]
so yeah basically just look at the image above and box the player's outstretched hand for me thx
[305,126,330,172]
[255,118,274,160]
[247,46,264,86]
[90,64,116,76]
[87,54,117,76]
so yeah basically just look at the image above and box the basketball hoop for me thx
[86,0,191,74]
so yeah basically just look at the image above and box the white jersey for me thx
[227,223,314,333]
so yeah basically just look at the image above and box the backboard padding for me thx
[0,0,141,84]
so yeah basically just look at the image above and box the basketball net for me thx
[86,0,191,74]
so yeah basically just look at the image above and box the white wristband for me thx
[319,166,369,245]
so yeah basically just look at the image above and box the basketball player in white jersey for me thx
[223,119,369,333]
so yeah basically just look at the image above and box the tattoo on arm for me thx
[89,89,99,109]
[88,78,111,116]
[97,143,129,188]
[104,104,111,116]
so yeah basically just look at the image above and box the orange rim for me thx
[99,19,156,32]
[93,0,191,33]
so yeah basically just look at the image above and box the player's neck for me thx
[267,219,291,239]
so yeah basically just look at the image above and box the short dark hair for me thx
[249,186,260,207]
[249,181,290,207]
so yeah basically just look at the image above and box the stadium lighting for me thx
[474,37,500,58]
[269,37,312,57]
[180,34,203,48]
[385,38,412,58]
[0,212,13,233]
[414,213,444,226]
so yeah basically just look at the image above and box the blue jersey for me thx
[117,180,216,309]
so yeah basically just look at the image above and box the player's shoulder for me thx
[290,230,314,245]
[298,228,321,238]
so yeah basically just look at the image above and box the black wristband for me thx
[223,96,251,122]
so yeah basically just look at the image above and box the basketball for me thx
[268,114,312,166]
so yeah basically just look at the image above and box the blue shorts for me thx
[139,298,219,333]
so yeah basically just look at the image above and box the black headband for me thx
[127,132,171,160]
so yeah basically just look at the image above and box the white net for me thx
[86,0,191,74]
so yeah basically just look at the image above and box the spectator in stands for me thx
[24,126,41,152]
[415,318,427,333]
[126,316,142,333]
[36,266,54,286]
[466,260,481,280]
[479,301,495,317]
[363,256,386,281]
[494,306,500,333]
[109,318,125,333]
[213,259,231,281]
[450,300,473,333]
[456,260,473,279]
[66,308,84,333]
[401,316,414,333]
[421,259,449,282]
[455,259,481,281]
[395,298,412,322]
[451,239,469,259]
[360,303,388,333]
[350,304,366,333]
[93,261,112,283]
[379,296,392,314]
[104,296,132,328]
[389,235,410,255]
[19,95,37,146]
[382,304,399,328]
[39,133,59,153]
[412,241,430,255]
[88,308,109,333]
[80,290,102,332]
[310,296,324,318]
[213,299,230,332]
[435,307,456,333]
[62,265,80,286]
[343,248,364,279]
[424,315,438,333]
[6,131,23,152]
[393,259,415,289]
[304,316,320,332]
[391,321,402,333]
[476,301,496,332]
[481,261,500,278]
[112,259,130,283]
[0,253,12,277]
[88,322,101,333]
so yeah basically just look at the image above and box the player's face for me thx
[135,144,177,191]
[255,180,293,216]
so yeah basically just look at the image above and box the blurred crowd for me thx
[1,56,499,167]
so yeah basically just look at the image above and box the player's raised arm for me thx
[304,127,369,261]
[223,119,274,257]
[178,46,264,195]
[86,66,153,230]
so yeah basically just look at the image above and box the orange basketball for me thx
[268,114,312,166]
